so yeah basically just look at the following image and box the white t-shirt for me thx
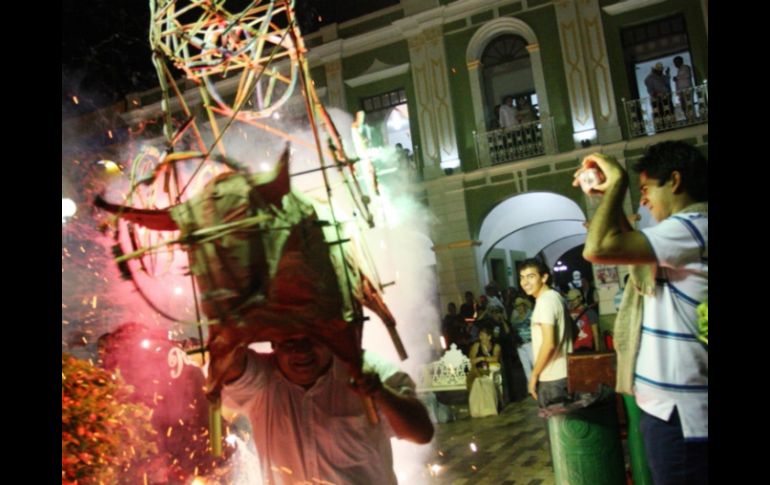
[636,211,708,439]
[499,104,518,129]
[531,288,569,382]
[675,64,693,91]
[223,350,411,484]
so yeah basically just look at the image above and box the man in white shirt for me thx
[519,259,572,408]
[498,95,518,129]
[673,56,694,121]
[576,141,708,484]
[209,327,434,485]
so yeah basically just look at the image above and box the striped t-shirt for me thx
[636,211,708,440]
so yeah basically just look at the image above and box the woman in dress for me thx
[467,326,502,417]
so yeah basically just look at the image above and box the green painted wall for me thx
[443,5,575,172]
[464,181,518,239]
[486,247,509,288]
[463,167,585,239]
[342,41,410,79]
[509,249,527,288]
[310,66,327,89]
[600,0,708,137]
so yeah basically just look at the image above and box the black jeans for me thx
[537,378,569,408]
[640,407,708,484]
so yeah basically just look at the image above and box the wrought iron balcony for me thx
[623,83,708,138]
[473,117,554,168]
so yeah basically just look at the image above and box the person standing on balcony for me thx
[673,56,694,122]
[575,141,708,485]
[498,95,518,129]
[644,63,673,130]
[515,95,537,125]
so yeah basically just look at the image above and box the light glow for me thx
[62,198,77,221]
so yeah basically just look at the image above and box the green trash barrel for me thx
[547,395,626,485]
[622,394,654,485]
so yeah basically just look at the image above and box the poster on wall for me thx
[594,265,619,286]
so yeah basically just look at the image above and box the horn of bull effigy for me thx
[94,195,180,231]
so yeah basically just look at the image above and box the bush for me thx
[62,353,157,484]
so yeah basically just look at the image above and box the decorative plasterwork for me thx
[324,59,346,109]
[602,0,667,16]
[466,17,538,62]
[560,19,592,127]
[582,16,612,121]
[407,24,459,170]
[344,61,411,88]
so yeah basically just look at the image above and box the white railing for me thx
[416,343,472,393]
[474,117,553,168]
[623,83,708,137]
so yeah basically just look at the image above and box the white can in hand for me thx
[577,168,604,194]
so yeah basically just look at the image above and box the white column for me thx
[527,43,558,154]
[323,57,346,110]
[400,21,461,176]
[555,0,622,147]
[425,176,481,312]
[575,0,623,144]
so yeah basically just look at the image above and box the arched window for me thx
[466,17,556,161]
[481,34,537,130]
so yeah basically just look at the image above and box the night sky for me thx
[62,0,399,119]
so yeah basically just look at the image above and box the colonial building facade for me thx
[66,0,708,333]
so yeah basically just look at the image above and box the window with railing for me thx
[473,117,552,168]
[623,83,708,137]
[481,34,536,131]
[620,14,707,137]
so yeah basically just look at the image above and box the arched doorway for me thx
[480,34,537,131]
[475,192,588,291]
[466,17,555,157]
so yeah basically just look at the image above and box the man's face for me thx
[519,267,548,298]
[639,171,674,222]
[272,336,333,388]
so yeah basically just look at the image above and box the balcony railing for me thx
[474,117,553,168]
[623,83,708,138]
